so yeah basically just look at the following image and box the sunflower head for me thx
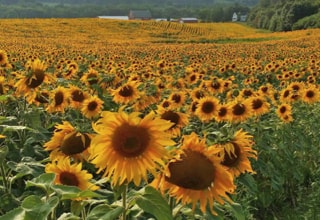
[0,50,9,65]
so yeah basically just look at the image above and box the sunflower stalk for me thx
[0,162,9,193]
[122,183,128,220]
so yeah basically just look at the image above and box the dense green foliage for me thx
[247,0,320,31]
[0,0,256,21]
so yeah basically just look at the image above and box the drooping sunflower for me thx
[44,121,92,161]
[68,85,90,109]
[63,61,79,79]
[89,109,175,186]
[0,50,8,66]
[152,132,235,214]
[216,129,257,177]
[46,86,70,113]
[26,89,50,106]
[45,158,99,191]
[15,59,54,95]
[80,95,104,119]
[110,81,141,105]
[195,96,220,122]
[156,105,189,137]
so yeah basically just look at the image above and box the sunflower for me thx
[111,81,141,105]
[0,76,8,95]
[215,103,230,122]
[89,109,175,186]
[45,158,98,191]
[15,59,54,95]
[69,85,90,109]
[80,68,101,87]
[46,86,69,113]
[156,106,189,137]
[44,121,91,161]
[152,132,235,214]
[227,98,253,123]
[0,50,8,65]
[217,129,257,177]
[80,95,104,119]
[168,91,186,108]
[301,84,319,103]
[204,78,225,94]
[247,96,270,117]
[63,61,78,79]
[26,89,50,106]
[189,88,207,101]
[195,96,220,122]
[276,103,292,118]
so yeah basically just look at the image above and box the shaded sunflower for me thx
[189,88,207,101]
[45,158,99,191]
[69,85,90,109]
[195,96,220,122]
[15,59,54,95]
[46,86,70,113]
[152,132,235,215]
[80,95,104,119]
[215,103,230,122]
[204,78,225,94]
[156,106,189,137]
[301,84,319,103]
[217,129,257,177]
[26,89,50,106]
[0,50,9,66]
[111,81,141,105]
[80,68,100,87]
[89,109,175,186]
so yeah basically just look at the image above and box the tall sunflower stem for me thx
[0,162,9,193]
[122,184,128,220]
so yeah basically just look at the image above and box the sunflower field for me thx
[0,18,320,220]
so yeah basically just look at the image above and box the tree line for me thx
[247,0,320,31]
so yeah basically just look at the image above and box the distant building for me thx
[240,15,248,22]
[97,16,128,20]
[128,10,152,20]
[179,18,198,23]
[232,12,238,22]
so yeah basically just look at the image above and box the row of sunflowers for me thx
[0,18,320,219]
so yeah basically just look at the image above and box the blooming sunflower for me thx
[111,81,141,105]
[215,103,230,122]
[156,106,189,137]
[217,129,257,177]
[15,59,54,95]
[247,96,270,117]
[227,98,253,123]
[44,121,91,161]
[80,95,104,119]
[195,96,220,122]
[45,158,98,191]
[46,86,69,113]
[69,85,90,109]
[301,84,319,103]
[168,91,186,108]
[80,68,101,87]
[276,103,293,123]
[0,50,8,66]
[152,132,235,214]
[89,109,175,186]
[63,61,78,79]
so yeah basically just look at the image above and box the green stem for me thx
[0,162,9,193]
[122,184,128,220]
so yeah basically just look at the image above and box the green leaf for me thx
[57,213,81,220]
[0,207,25,220]
[87,204,124,220]
[136,186,173,220]
[21,195,59,220]
[238,173,258,194]
[52,185,102,200]
[26,173,55,191]
[0,145,8,162]
[225,202,245,220]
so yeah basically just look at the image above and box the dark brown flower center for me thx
[306,90,315,98]
[252,99,263,109]
[112,123,150,158]
[243,90,253,97]
[211,82,221,90]
[221,143,241,167]
[59,172,79,186]
[27,69,45,88]
[201,101,215,114]
[171,94,181,103]
[161,111,180,129]
[119,85,134,97]
[60,132,91,155]
[88,101,98,111]
[279,106,287,114]
[54,91,64,106]
[162,101,170,108]
[218,107,227,117]
[232,103,245,116]
[165,149,215,190]
[195,91,205,99]
[283,90,290,98]
[71,90,85,102]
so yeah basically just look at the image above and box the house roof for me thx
[129,10,152,19]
